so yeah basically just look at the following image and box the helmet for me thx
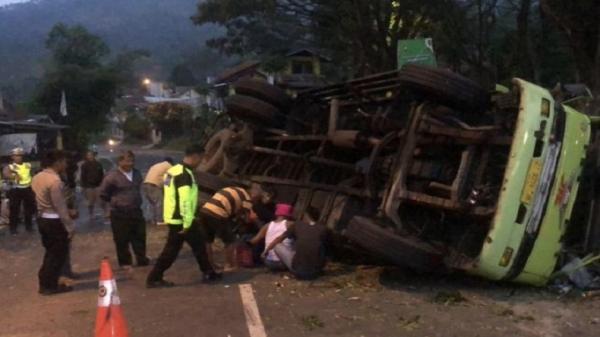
[10,147,25,156]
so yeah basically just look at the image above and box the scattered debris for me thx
[398,315,421,331]
[301,314,325,331]
[549,254,600,294]
[514,315,535,322]
[497,308,515,317]
[432,290,468,305]
[493,306,536,322]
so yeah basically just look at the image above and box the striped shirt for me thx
[201,187,253,219]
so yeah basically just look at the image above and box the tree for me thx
[109,49,151,89]
[192,0,588,92]
[192,1,489,77]
[34,65,120,148]
[46,23,110,68]
[192,0,307,57]
[540,0,600,92]
[123,113,151,141]
[169,64,197,86]
[145,102,193,139]
[312,0,463,76]
[33,23,120,148]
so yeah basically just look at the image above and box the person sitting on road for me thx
[256,205,327,280]
[199,183,266,272]
[249,203,296,271]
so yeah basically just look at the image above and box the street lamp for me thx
[142,78,151,86]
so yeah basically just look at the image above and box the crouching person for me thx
[200,183,266,271]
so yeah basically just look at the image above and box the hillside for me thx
[0,0,224,98]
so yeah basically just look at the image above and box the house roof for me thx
[277,73,327,90]
[286,48,331,62]
[0,119,67,131]
[214,60,262,84]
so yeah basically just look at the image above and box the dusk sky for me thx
[0,0,28,6]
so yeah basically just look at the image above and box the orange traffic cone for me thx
[95,258,129,337]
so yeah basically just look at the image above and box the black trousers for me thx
[147,223,214,282]
[110,209,147,266]
[37,218,69,290]
[8,187,35,233]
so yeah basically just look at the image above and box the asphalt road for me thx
[1,148,600,337]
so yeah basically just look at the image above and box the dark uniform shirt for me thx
[80,160,104,188]
[286,221,327,277]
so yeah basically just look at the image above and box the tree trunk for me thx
[516,0,541,82]
[539,0,598,90]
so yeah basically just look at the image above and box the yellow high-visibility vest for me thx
[9,163,32,187]
[163,164,198,229]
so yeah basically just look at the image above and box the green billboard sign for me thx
[397,38,437,69]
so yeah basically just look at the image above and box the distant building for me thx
[213,60,263,86]
[208,50,330,111]
[276,49,330,92]
[0,116,67,158]
[143,86,205,108]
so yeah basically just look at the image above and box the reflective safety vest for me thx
[9,162,32,187]
[163,164,198,229]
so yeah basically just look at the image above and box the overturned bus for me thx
[196,64,600,286]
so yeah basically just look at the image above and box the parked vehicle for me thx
[196,65,600,286]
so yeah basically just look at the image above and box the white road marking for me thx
[239,284,268,337]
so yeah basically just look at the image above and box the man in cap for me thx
[2,147,36,235]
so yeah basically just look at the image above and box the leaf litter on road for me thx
[301,314,325,331]
[432,290,468,305]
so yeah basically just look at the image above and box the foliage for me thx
[540,0,600,90]
[193,0,464,77]
[145,102,193,139]
[192,0,589,92]
[32,23,121,149]
[313,0,459,76]
[109,49,152,88]
[169,64,197,87]
[192,0,302,57]
[46,23,110,68]
[123,113,151,141]
[0,0,228,100]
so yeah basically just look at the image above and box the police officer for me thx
[2,147,35,235]
[146,144,220,287]
[32,150,76,295]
